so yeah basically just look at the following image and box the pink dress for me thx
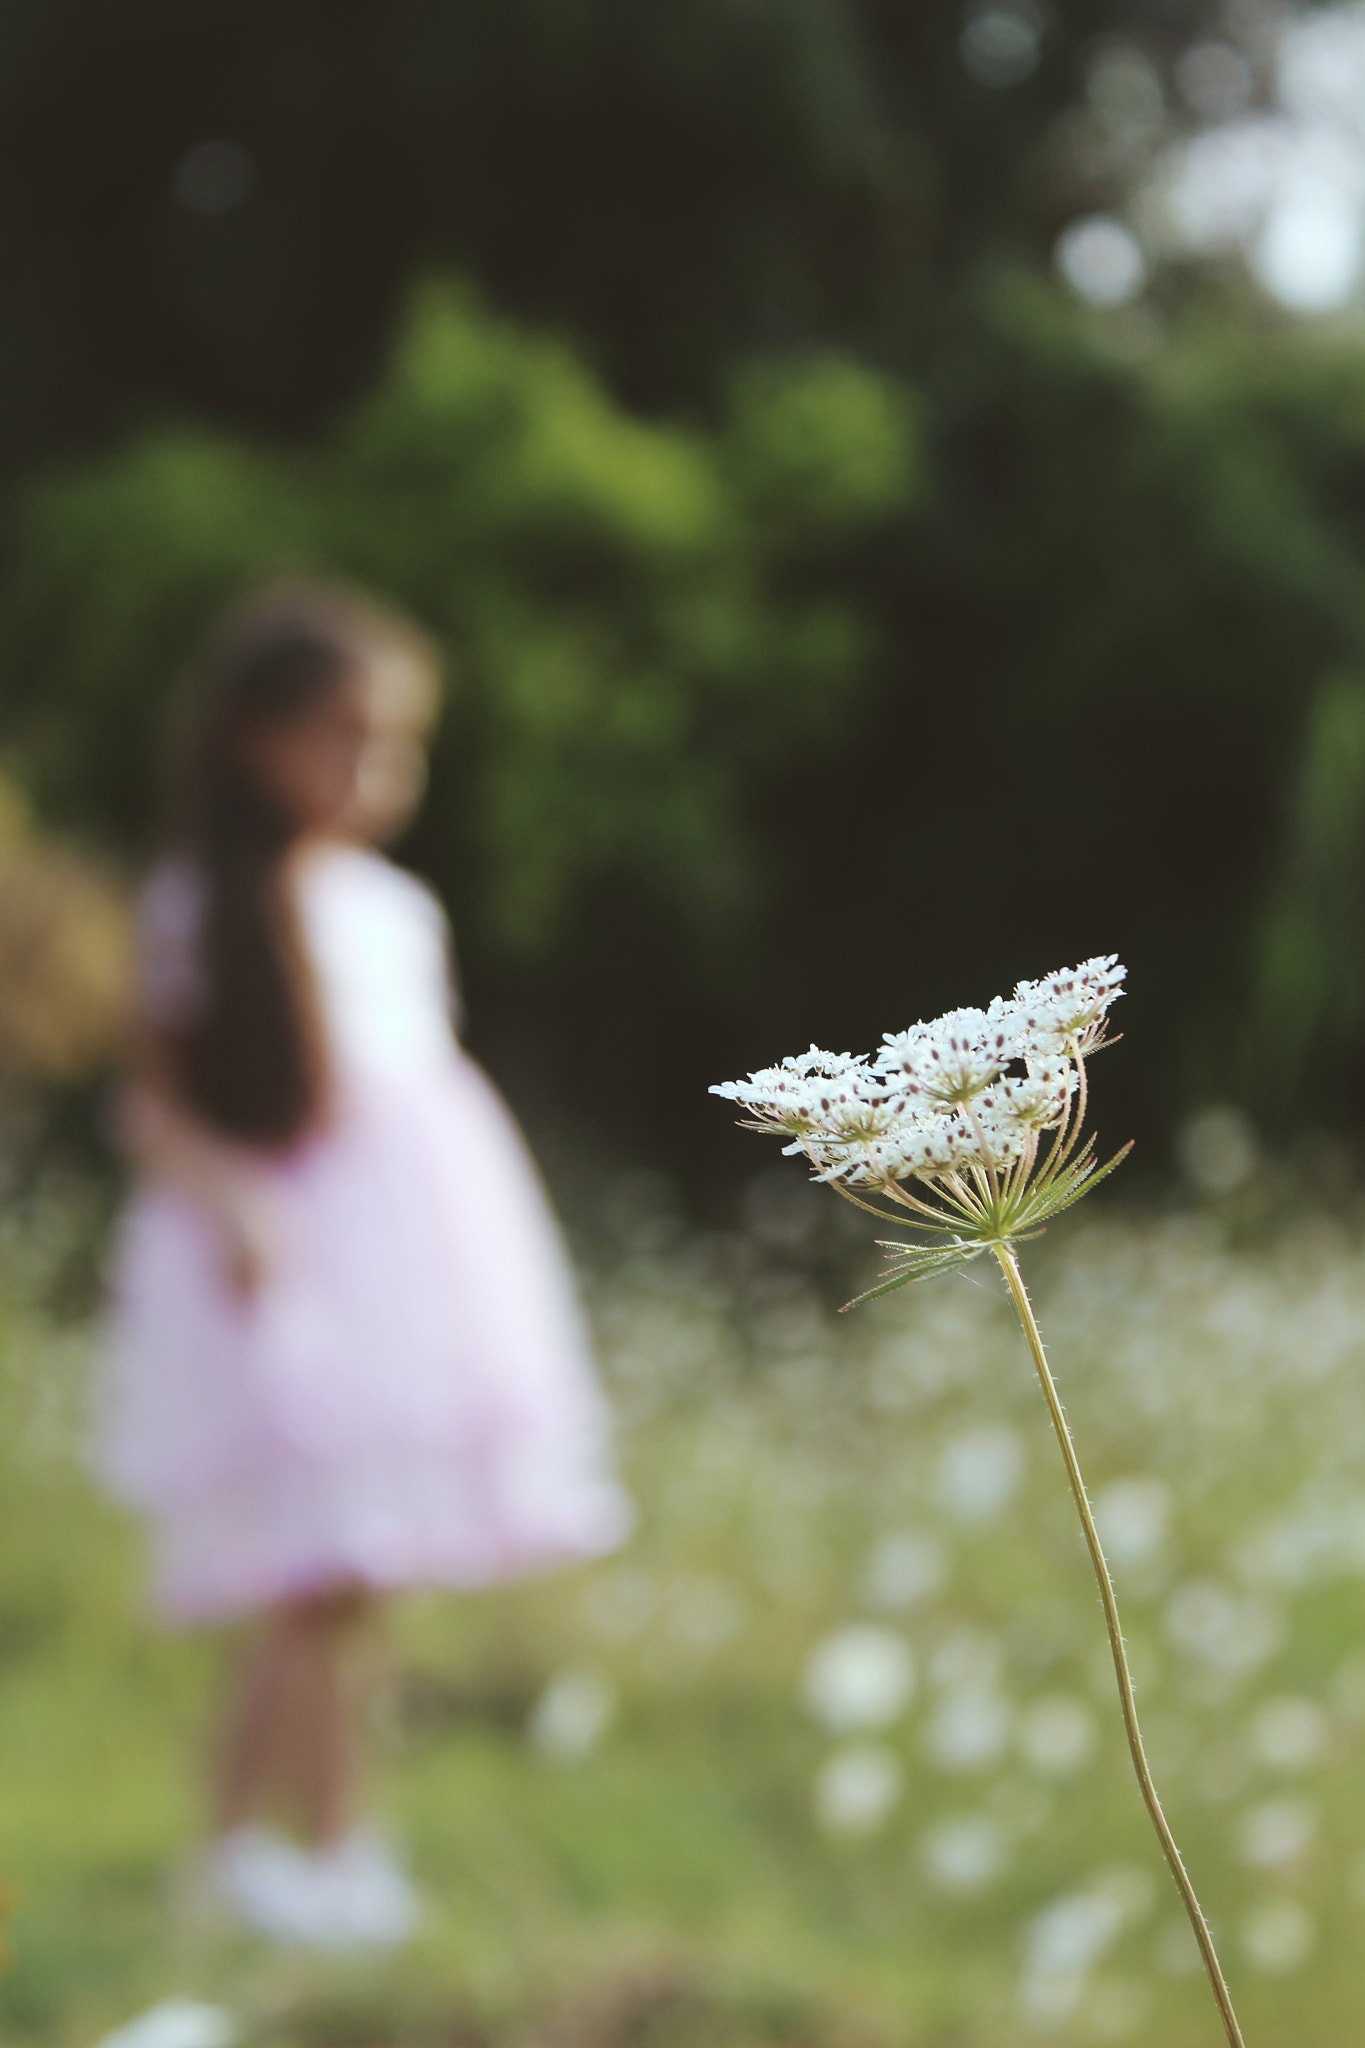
[97,843,632,1624]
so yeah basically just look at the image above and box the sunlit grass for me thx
[3,1188,1365,2044]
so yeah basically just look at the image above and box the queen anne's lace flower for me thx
[714,963,1120,1192]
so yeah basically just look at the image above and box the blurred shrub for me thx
[0,780,128,1086]
[0,282,918,956]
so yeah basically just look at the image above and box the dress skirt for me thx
[96,1054,631,1624]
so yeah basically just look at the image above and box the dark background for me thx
[1,0,1360,1212]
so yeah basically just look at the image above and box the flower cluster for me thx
[711,957,1123,1192]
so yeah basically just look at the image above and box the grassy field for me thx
[3,1171,1365,2047]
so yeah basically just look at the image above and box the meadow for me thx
[3,1165,1365,2048]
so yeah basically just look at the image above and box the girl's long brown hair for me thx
[163,582,433,1149]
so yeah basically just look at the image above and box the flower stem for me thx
[991,1244,1245,2048]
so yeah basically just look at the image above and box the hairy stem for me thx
[992,1244,1245,2048]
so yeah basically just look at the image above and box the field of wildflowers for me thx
[2,1167,1365,2046]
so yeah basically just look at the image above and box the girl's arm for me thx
[118,1040,282,1296]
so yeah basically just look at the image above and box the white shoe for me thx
[203,1827,341,1947]
[315,1829,420,1947]
[202,1825,418,1950]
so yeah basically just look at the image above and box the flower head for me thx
[710,959,1129,1300]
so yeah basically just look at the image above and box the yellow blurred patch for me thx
[0,778,131,1083]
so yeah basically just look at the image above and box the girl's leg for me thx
[211,1613,301,1838]
[271,1584,374,1846]
[211,1582,376,1845]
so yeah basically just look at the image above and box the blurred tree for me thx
[0,283,918,958]
[0,0,1215,465]
[10,0,1365,1187]
[13,267,1365,1173]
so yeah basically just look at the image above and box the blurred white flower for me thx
[1019,1693,1099,1776]
[1151,119,1286,253]
[1253,160,1365,309]
[1164,1579,1284,1679]
[1018,1866,1155,2028]
[960,1,1044,89]
[1236,1795,1317,1868]
[1278,3,1365,129]
[863,1529,947,1610]
[935,1425,1026,1523]
[814,1742,904,1835]
[1234,1507,1336,1591]
[803,1626,916,1733]
[1143,2,1365,313]
[1093,1475,1171,1569]
[1056,216,1148,305]
[1178,1107,1259,1196]
[926,1686,1014,1772]
[96,2006,236,2048]
[528,1667,616,1760]
[1240,1896,1317,1973]
[1247,1694,1327,1771]
[921,1812,1008,1893]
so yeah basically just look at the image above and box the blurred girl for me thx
[98,584,630,1948]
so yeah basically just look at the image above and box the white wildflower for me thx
[925,1685,1014,1771]
[814,1742,904,1835]
[1240,1897,1316,1974]
[1247,1696,1327,1772]
[935,1425,1026,1522]
[876,1003,1017,1106]
[95,2006,236,2048]
[1236,1796,1316,1869]
[1094,1476,1171,1570]
[803,1626,916,1732]
[1019,1693,1099,1776]
[711,958,1126,1298]
[863,1529,947,1610]
[1012,954,1125,1059]
[527,1667,616,1760]
[921,1813,1008,1894]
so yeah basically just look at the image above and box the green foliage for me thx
[1251,678,1365,1084]
[725,356,918,544]
[19,269,1365,1135]
[0,283,918,956]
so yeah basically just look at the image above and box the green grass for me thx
[3,1199,1365,2045]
